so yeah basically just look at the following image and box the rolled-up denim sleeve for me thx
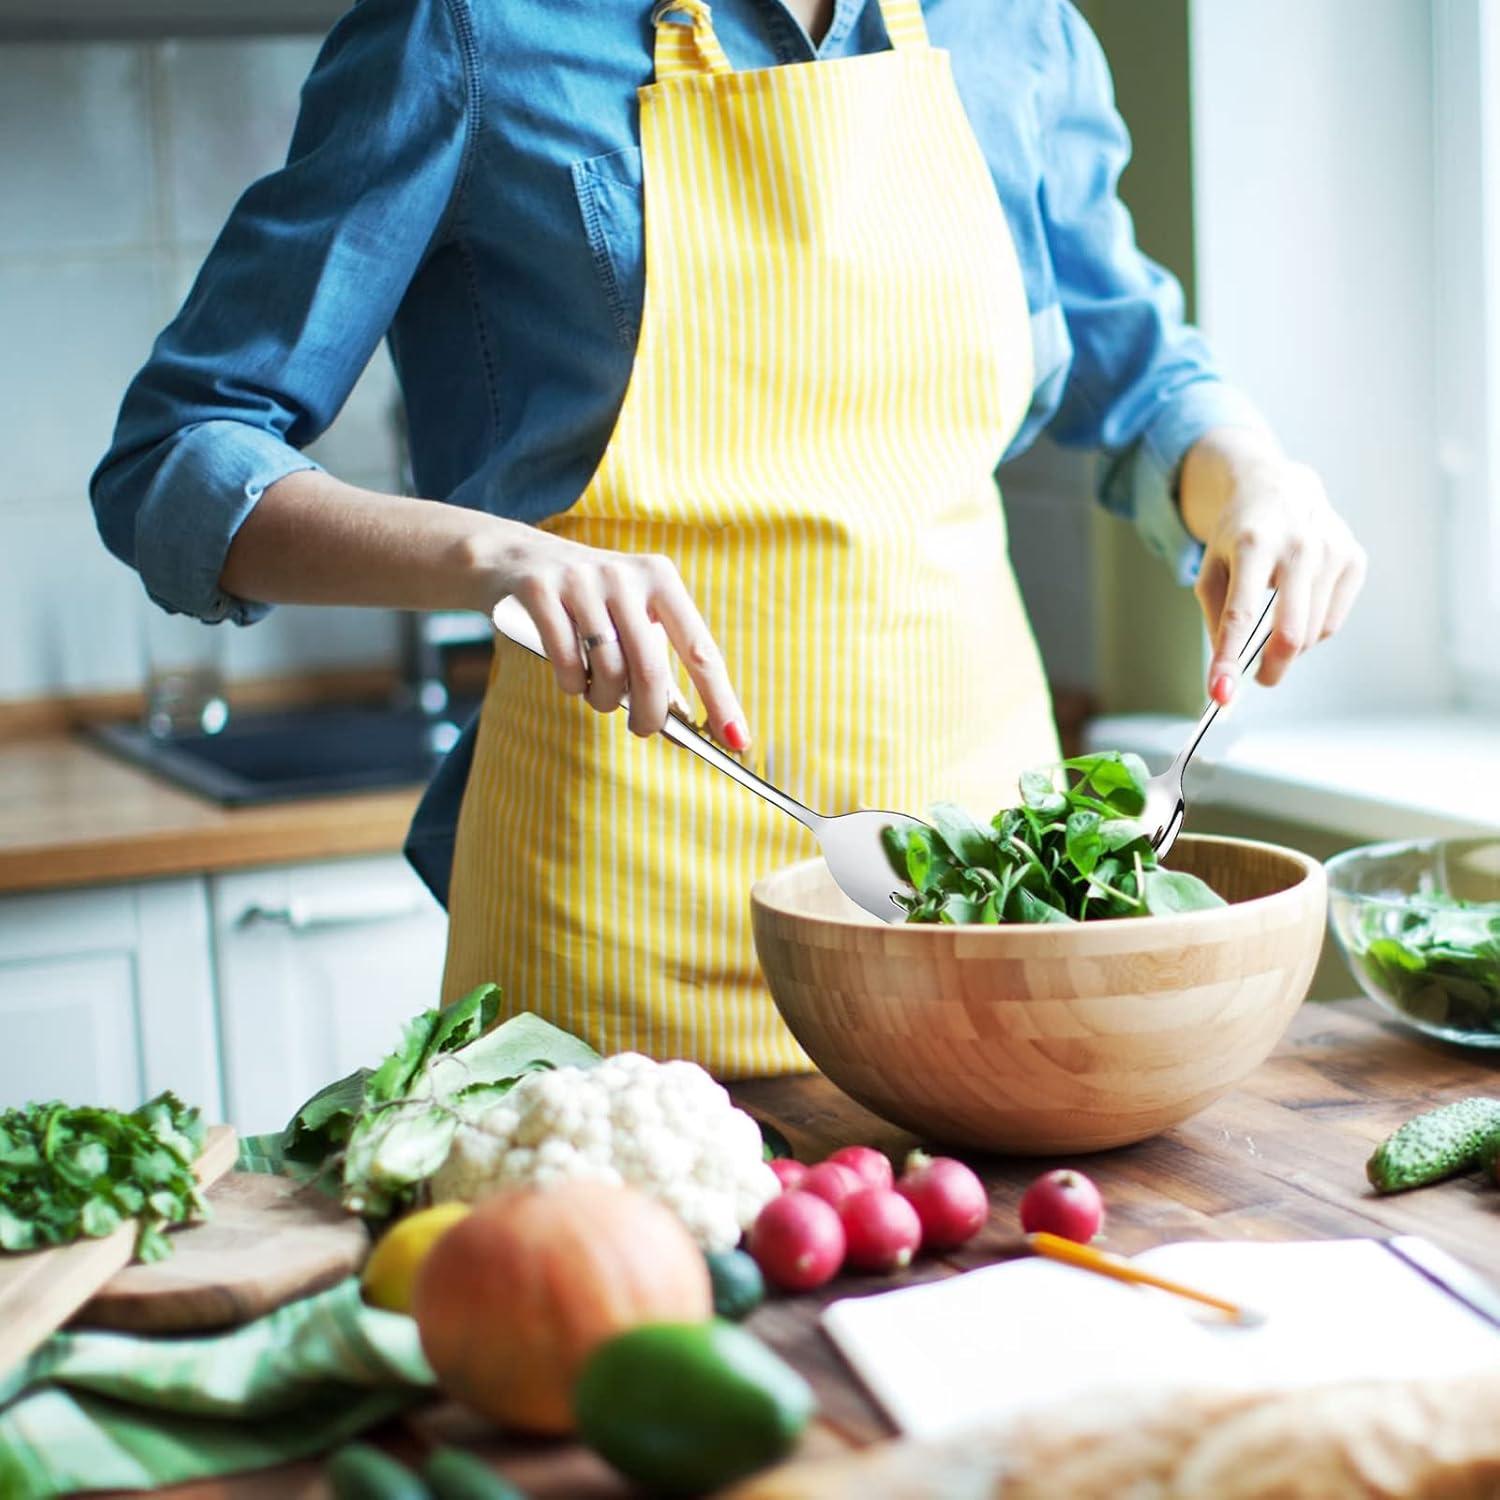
[1039,1,1268,584]
[90,0,473,623]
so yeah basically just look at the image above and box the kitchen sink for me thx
[91,700,480,806]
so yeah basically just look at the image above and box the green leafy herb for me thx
[884,752,1226,926]
[0,1092,207,1262]
[280,984,601,1217]
[280,984,503,1167]
[1351,892,1500,1034]
[757,1119,795,1161]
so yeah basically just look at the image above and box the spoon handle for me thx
[1169,591,1279,777]
[656,712,820,829]
[490,596,820,831]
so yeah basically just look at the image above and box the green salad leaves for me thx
[277,983,599,1217]
[1355,893,1500,1034]
[0,1092,207,1262]
[883,751,1225,925]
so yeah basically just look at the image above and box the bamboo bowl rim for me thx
[751,832,1326,952]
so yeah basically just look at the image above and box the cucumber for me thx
[422,1447,526,1500]
[705,1248,766,1321]
[1366,1097,1500,1193]
[574,1320,815,1496]
[326,1443,431,1500]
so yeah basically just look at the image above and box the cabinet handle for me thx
[237,893,434,932]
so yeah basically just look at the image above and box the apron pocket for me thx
[572,147,644,351]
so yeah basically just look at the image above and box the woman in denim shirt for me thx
[93,0,1364,1073]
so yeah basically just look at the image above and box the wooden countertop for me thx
[153,999,1500,1498]
[0,736,421,895]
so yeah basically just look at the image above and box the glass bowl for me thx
[1326,838,1500,1046]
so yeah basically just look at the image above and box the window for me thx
[1434,0,1500,695]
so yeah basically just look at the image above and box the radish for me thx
[1018,1168,1104,1244]
[896,1151,988,1250]
[747,1190,846,1291]
[768,1158,808,1193]
[825,1145,894,1192]
[840,1188,922,1273]
[800,1160,863,1211]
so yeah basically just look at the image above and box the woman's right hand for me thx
[221,478,744,751]
[489,526,750,749]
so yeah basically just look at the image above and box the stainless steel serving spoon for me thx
[1140,591,1279,859]
[490,597,925,922]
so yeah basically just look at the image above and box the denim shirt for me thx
[91,0,1264,904]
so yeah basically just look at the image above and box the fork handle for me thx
[1170,590,1279,776]
[489,596,820,831]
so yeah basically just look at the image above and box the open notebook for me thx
[822,1239,1500,1439]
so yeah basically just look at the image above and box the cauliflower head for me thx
[428,1053,780,1252]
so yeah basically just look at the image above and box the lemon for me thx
[361,1201,473,1313]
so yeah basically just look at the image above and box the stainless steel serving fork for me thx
[1139,591,1279,859]
[491,597,925,922]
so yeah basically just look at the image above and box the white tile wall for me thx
[0,503,149,698]
[0,36,404,706]
[158,40,321,243]
[224,605,401,682]
[0,255,167,509]
[0,45,156,255]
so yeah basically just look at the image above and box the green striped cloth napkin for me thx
[0,1277,436,1498]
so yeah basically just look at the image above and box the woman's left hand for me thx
[1178,426,1366,704]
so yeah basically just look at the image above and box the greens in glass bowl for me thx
[1326,838,1500,1046]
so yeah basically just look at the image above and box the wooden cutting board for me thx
[0,1123,238,1374]
[77,1170,370,1332]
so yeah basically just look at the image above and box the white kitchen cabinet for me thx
[0,853,447,1135]
[210,855,449,1135]
[0,879,221,1115]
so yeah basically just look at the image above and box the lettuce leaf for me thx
[278,986,599,1218]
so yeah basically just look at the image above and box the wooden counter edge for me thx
[0,730,423,897]
[0,798,422,894]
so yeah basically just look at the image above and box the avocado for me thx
[573,1320,815,1495]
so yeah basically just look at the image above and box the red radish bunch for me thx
[897,1150,989,1250]
[841,1187,921,1272]
[800,1161,864,1211]
[747,1191,845,1291]
[826,1145,894,1192]
[750,1145,989,1291]
[768,1158,808,1192]
[1018,1168,1105,1244]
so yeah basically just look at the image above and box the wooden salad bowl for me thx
[750,834,1327,1153]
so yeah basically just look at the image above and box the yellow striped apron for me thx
[441,0,1060,1075]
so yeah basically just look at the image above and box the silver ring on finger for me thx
[578,628,620,690]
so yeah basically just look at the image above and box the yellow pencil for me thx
[1026,1232,1262,1325]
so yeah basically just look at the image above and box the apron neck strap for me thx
[874,0,931,50]
[652,1,733,82]
[652,0,930,83]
